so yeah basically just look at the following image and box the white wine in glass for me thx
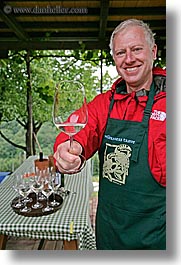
[53,80,88,173]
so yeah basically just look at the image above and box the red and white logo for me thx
[150,110,166,121]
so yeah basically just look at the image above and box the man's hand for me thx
[53,140,83,173]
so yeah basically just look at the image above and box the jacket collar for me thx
[111,67,166,96]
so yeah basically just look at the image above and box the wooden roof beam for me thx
[0,38,166,51]
[0,3,29,41]
[99,0,109,39]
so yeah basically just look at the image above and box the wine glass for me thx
[12,174,24,209]
[42,174,54,213]
[49,172,61,206]
[31,173,44,209]
[52,80,88,173]
[36,168,47,201]
[19,175,33,213]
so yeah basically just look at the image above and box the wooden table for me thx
[0,156,96,250]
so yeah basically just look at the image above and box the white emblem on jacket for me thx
[150,110,166,121]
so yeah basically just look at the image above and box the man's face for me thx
[112,26,157,91]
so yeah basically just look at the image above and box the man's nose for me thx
[125,50,135,63]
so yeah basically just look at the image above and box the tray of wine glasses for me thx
[11,192,64,217]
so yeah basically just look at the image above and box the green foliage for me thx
[0,49,116,170]
[0,121,25,171]
[154,57,166,69]
[35,121,58,155]
[0,49,102,125]
[0,121,57,171]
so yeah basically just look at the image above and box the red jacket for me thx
[54,67,166,187]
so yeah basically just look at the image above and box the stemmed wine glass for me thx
[12,174,24,209]
[31,172,44,209]
[37,169,47,201]
[52,80,88,173]
[49,172,61,207]
[18,175,33,213]
[42,174,54,213]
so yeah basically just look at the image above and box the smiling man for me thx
[111,21,157,92]
[54,19,166,250]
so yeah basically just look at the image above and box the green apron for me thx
[96,83,166,250]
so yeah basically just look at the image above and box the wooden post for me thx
[63,240,78,250]
[0,234,8,250]
[100,49,103,93]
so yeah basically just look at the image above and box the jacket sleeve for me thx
[148,94,166,187]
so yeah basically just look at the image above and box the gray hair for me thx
[109,19,156,54]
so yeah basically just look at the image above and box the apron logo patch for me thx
[103,143,132,185]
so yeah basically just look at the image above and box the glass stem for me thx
[36,193,39,204]
[61,173,64,188]
[18,194,21,204]
[53,192,56,202]
[24,200,28,210]
[69,135,74,152]
[46,196,50,208]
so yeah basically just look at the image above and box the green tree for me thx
[0,49,113,161]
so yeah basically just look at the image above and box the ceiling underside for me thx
[0,0,166,52]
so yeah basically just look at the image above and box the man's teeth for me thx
[126,67,138,72]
